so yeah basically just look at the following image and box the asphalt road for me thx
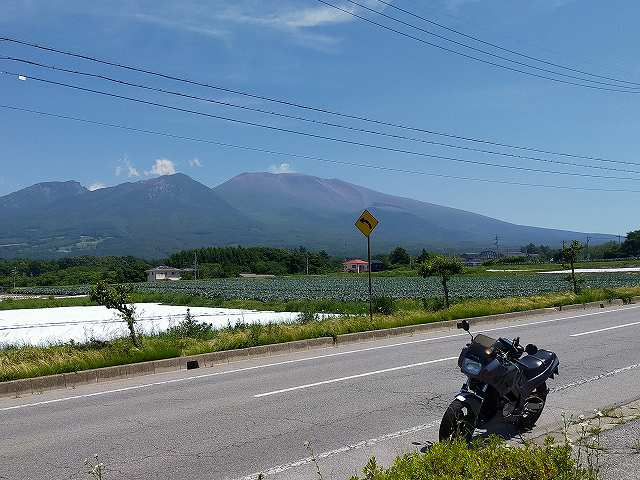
[2,304,640,480]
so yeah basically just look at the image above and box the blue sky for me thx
[1,0,639,237]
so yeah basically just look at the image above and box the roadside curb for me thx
[1,296,638,399]
[528,397,640,446]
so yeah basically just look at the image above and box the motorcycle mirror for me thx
[525,344,538,355]
[457,320,470,332]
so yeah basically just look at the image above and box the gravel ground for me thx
[600,419,640,480]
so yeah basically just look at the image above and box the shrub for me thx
[422,297,447,312]
[351,436,596,480]
[372,296,396,315]
[164,309,213,339]
[297,308,319,324]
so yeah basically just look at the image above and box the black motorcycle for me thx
[439,319,559,442]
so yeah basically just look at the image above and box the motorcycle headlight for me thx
[462,357,482,375]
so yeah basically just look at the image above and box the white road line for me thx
[233,421,439,480]
[570,320,640,337]
[552,363,640,393]
[3,304,638,412]
[254,357,458,398]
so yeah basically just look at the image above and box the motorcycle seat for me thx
[517,350,557,379]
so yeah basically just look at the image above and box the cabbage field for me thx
[11,273,640,302]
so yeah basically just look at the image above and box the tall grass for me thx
[351,437,597,480]
[1,287,638,382]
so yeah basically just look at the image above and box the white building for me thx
[145,266,190,282]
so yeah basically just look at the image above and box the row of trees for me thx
[168,246,341,277]
[0,256,151,288]
[373,247,432,269]
[0,246,344,287]
[520,229,640,262]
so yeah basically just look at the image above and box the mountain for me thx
[0,174,264,258]
[0,181,87,212]
[0,172,615,258]
[214,172,615,253]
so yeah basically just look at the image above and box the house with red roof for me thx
[343,259,369,273]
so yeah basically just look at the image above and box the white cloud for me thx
[269,162,295,174]
[115,158,140,178]
[149,158,177,176]
[88,182,106,191]
[221,4,355,29]
[2,1,387,51]
[189,158,203,168]
[131,13,229,39]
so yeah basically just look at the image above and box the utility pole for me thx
[494,234,500,258]
[193,251,198,280]
[11,267,17,290]
[367,235,372,321]
[585,236,591,261]
[618,234,622,246]
[306,252,309,276]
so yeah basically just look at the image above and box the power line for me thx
[0,35,635,166]
[3,103,640,194]
[2,70,636,182]
[343,0,640,90]
[373,0,640,87]
[315,0,640,94]
[5,56,640,174]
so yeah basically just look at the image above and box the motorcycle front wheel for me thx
[439,399,477,442]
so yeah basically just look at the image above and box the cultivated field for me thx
[11,272,640,301]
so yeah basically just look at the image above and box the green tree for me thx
[389,246,410,265]
[562,240,583,295]
[416,249,431,264]
[90,280,139,346]
[622,229,640,256]
[418,255,464,308]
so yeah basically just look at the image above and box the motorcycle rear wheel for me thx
[439,399,477,442]
[518,382,548,430]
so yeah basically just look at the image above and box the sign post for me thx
[355,209,379,321]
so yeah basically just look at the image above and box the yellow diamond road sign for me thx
[355,209,379,237]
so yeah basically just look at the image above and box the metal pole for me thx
[367,235,372,321]
[194,251,198,280]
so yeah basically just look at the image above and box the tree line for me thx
[0,256,151,289]
[167,246,340,277]
[518,229,640,262]
[2,228,638,288]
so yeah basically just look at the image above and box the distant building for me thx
[460,250,498,266]
[343,259,369,273]
[370,260,385,272]
[146,266,191,282]
[502,251,528,258]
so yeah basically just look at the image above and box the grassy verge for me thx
[1,287,639,382]
[349,437,597,480]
